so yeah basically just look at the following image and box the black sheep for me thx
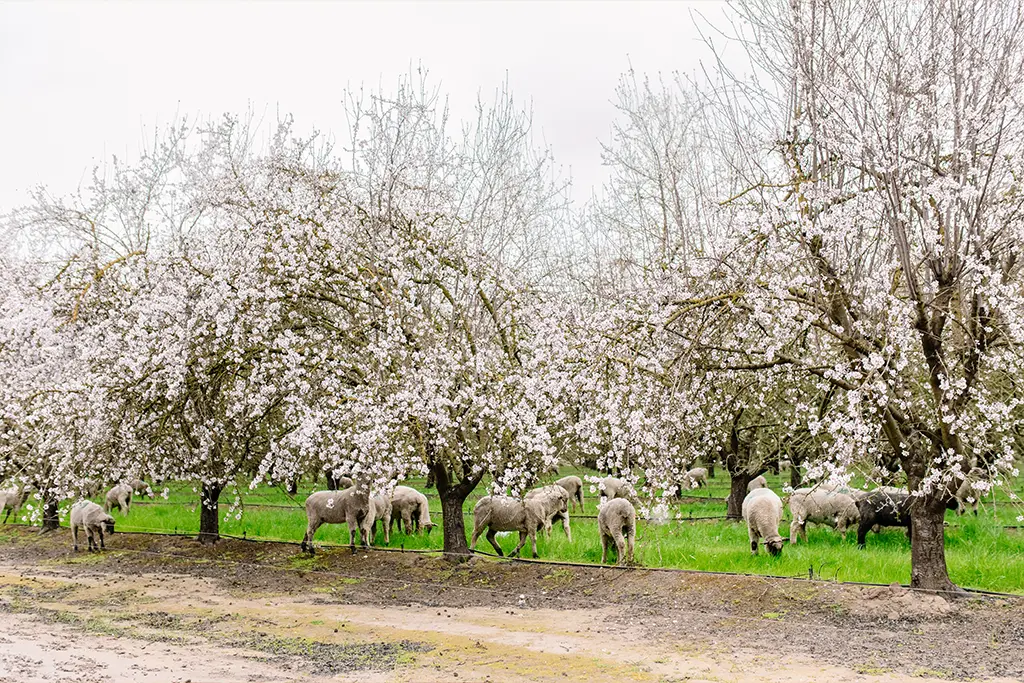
[856,490,958,547]
[856,491,913,548]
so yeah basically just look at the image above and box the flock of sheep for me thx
[0,464,990,564]
[299,473,637,566]
[677,465,987,557]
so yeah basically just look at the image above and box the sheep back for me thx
[742,488,784,555]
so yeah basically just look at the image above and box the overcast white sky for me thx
[0,1,731,212]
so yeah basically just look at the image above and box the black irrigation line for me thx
[35,526,1024,603]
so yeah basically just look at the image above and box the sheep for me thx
[955,467,986,516]
[1,486,28,524]
[130,479,152,497]
[301,487,373,554]
[104,484,132,516]
[788,488,859,544]
[469,495,549,558]
[554,475,584,512]
[80,479,102,498]
[324,468,354,491]
[597,498,635,566]
[747,475,768,492]
[69,500,115,552]
[678,467,708,494]
[369,492,392,545]
[389,485,434,535]
[742,487,784,556]
[597,476,630,501]
[855,491,913,548]
[524,485,572,541]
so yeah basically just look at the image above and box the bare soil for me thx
[1,526,1022,682]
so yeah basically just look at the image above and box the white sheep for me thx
[1,486,28,524]
[130,479,152,497]
[747,475,768,492]
[597,476,630,501]
[788,488,859,544]
[524,485,571,542]
[554,475,584,512]
[69,500,115,552]
[104,484,132,516]
[369,492,392,545]
[80,479,102,498]
[390,485,434,535]
[469,495,549,558]
[679,467,708,493]
[955,468,986,515]
[300,487,373,554]
[742,487,784,556]
[598,498,635,566]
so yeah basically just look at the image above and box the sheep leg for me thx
[86,528,96,552]
[97,525,106,550]
[302,518,323,554]
[626,526,635,565]
[485,529,504,556]
[404,510,415,535]
[72,524,80,552]
[600,532,609,564]
[509,530,529,558]
[856,520,869,549]
[2,508,11,524]
[560,512,572,542]
[789,519,800,546]
[748,527,759,555]
[614,531,626,567]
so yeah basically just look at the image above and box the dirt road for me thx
[1,527,1022,682]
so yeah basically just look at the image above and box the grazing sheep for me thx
[369,492,392,545]
[390,485,434,535]
[130,479,152,497]
[0,486,28,524]
[597,498,635,566]
[301,487,374,553]
[855,491,913,548]
[80,479,101,498]
[104,484,132,516]
[554,475,584,512]
[747,475,768,492]
[324,468,354,491]
[788,488,859,544]
[524,485,571,541]
[597,476,630,501]
[469,495,549,558]
[742,488,784,556]
[679,467,708,494]
[955,467,986,516]
[69,500,115,552]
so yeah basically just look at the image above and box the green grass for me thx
[48,468,1024,595]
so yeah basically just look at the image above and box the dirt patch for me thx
[2,526,1023,682]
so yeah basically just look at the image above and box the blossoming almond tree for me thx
[712,0,1024,591]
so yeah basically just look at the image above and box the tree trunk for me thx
[40,491,60,533]
[286,478,298,495]
[706,459,716,479]
[726,473,753,520]
[909,497,960,593]
[198,482,223,545]
[789,463,802,489]
[439,490,470,559]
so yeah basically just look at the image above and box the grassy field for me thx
[27,469,1024,594]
